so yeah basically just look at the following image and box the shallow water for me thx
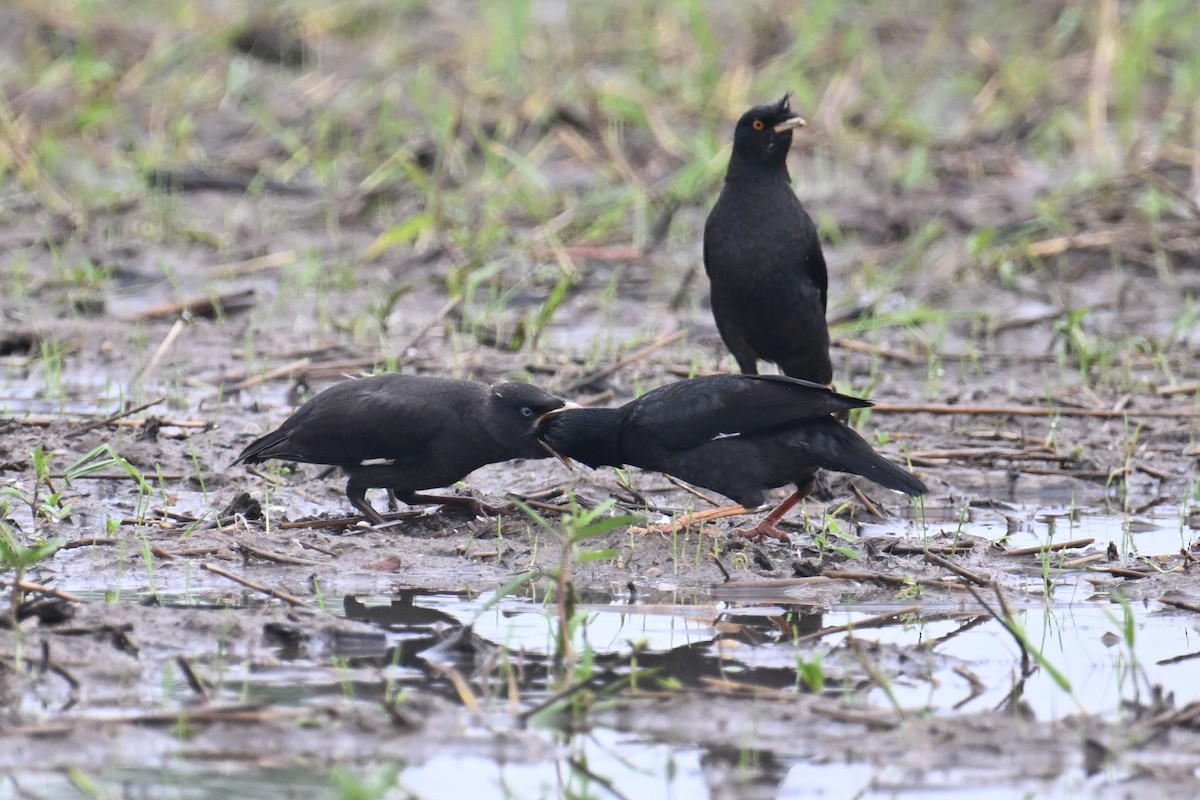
[954,503,1195,560]
[335,578,1197,724]
[13,552,1191,799]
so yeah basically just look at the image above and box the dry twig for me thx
[200,563,308,607]
[793,604,925,643]
[564,330,685,393]
[1158,596,1200,615]
[1001,537,1094,557]
[924,551,991,587]
[873,402,1198,420]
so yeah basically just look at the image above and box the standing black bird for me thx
[537,375,925,540]
[704,94,831,386]
[233,374,566,525]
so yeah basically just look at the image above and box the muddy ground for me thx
[2,2,1200,797]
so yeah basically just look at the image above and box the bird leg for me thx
[346,479,387,526]
[735,479,816,541]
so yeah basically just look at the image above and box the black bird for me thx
[233,374,566,525]
[704,94,831,386]
[536,375,925,539]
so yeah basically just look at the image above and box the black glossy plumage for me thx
[537,374,925,509]
[704,94,832,385]
[234,374,565,524]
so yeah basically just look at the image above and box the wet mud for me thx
[1,2,1199,797]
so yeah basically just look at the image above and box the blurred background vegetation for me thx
[1,0,1197,394]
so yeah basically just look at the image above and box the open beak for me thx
[773,115,806,133]
[534,401,580,427]
[533,402,579,468]
[536,437,574,468]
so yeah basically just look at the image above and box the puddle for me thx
[819,602,1199,720]
[9,575,1193,799]
[54,582,1200,728]
[396,732,711,800]
[2,767,355,800]
[0,744,1122,800]
[336,584,1198,723]
[944,504,1197,559]
[3,738,711,800]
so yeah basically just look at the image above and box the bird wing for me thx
[236,377,465,467]
[283,406,440,468]
[625,375,868,451]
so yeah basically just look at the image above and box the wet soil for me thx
[1,2,1199,797]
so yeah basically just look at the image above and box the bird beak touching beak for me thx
[773,115,806,133]
[534,401,580,427]
[533,402,579,468]
[536,437,574,468]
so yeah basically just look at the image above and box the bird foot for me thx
[732,484,812,541]
[733,520,791,542]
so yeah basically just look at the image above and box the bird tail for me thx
[231,430,289,467]
[799,417,927,496]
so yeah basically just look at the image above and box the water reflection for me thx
[325,587,1200,726]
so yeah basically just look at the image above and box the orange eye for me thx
[752,119,764,131]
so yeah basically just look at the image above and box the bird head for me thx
[532,404,630,471]
[489,382,573,459]
[731,93,806,168]
[529,403,579,466]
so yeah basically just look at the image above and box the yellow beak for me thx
[773,115,806,133]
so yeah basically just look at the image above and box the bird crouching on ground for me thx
[233,374,567,525]
[703,94,832,386]
[536,374,925,540]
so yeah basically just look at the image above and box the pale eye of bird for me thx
[752,119,764,131]
[521,407,535,418]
